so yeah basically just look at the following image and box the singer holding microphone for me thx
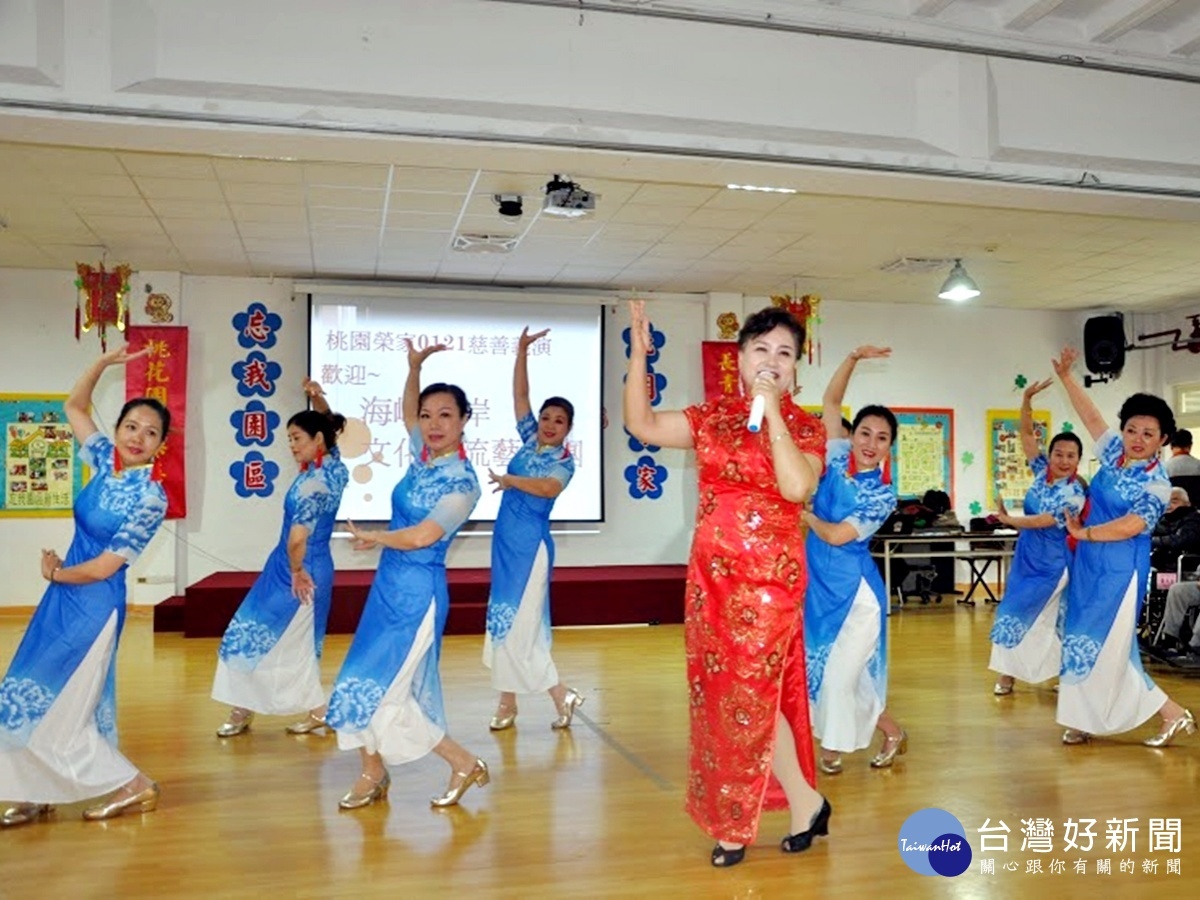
[624,300,829,869]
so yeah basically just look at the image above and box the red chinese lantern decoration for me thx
[75,262,132,351]
[770,293,822,365]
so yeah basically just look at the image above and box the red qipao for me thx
[681,394,826,845]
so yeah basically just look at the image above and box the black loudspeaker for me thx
[1083,314,1126,375]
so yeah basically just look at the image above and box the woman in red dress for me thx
[623,300,829,868]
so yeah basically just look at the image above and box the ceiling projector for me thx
[543,175,596,218]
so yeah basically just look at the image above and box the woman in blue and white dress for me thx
[989,378,1086,697]
[0,346,169,827]
[212,380,349,738]
[328,340,487,811]
[483,327,581,732]
[1052,346,1194,747]
[803,346,904,775]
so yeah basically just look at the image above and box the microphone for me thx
[747,369,777,432]
[747,394,766,432]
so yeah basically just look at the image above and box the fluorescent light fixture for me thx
[938,258,981,302]
[725,184,798,194]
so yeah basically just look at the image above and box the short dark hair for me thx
[1171,428,1193,450]
[737,307,805,356]
[118,398,171,437]
[287,409,346,449]
[840,417,853,436]
[539,397,574,428]
[1117,393,1175,442]
[851,404,898,445]
[1048,431,1083,457]
[420,383,472,420]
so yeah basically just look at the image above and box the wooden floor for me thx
[1,602,1198,899]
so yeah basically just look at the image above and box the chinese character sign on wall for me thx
[126,326,189,518]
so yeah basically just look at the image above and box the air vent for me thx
[879,256,953,274]
[451,233,519,254]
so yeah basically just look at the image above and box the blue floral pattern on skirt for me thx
[990,615,1029,649]
[0,677,56,737]
[327,677,386,731]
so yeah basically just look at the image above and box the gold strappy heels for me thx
[551,689,584,730]
[1,803,53,828]
[817,755,843,775]
[216,709,254,738]
[489,706,517,731]
[430,759,490,808]
[1143,709,1196,748]
[285,713,330,735]
[1062,729,1090,745]
[82,783,160,821]
[338,772,390,810]
[870,730,908,768]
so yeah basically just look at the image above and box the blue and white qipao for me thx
[0,432,167,803]
[1057,429,1171,735]
[483,412,575,694]
[803,438,897,753]
[326,428,480,763]
[212,447,349,715]
[988,455,1086,684]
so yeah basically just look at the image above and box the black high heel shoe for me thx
[781,797,832,853]
[711,843,746,867]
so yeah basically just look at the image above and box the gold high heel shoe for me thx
[993,681,1014,696]
[285,713,330,735]
[1,803,53,828]
[1143,709,1196,748]
[489,706,517,731]
[430,759,489,808]
[551,688,584,730]
[870,730,908,768]
[818,755,843,775]
[216,710,254,738]
[82,783,160,821]
[1062,729,1090,745]
[338,771,390,810]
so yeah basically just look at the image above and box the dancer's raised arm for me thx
[822,346,890,438]
[64,344,150,444]
[402,339,448,432]
[1051,348,1107,442]
[622,300,692,449]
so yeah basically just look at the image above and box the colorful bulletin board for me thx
[987,408,1051,512]
[0,394,85,517]
[800,404,852,429]
[890,408,954,503]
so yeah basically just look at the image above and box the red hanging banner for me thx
[701,341,740,401]
[124,326,188,519]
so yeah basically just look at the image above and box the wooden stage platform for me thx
[2,602,1198,896]
[154,565,689,637]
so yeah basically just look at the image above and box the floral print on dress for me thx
[218,620,279,664]
[290,457,349,531]
[1025,455,1086,528]
[1061,634,1104,680]
[0,678,56,739]
[824,440,896,540]
[326,676,386,732]
[990,615,1029,649]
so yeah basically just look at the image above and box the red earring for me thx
[315,447,325,469]
[112,447,124,474]
[881,454,892,486]
[152,445,167,483]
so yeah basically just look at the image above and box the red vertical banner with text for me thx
[701,341,740,401]
[125,326,188,518]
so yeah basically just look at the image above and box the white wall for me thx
[0,265,1177,607]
